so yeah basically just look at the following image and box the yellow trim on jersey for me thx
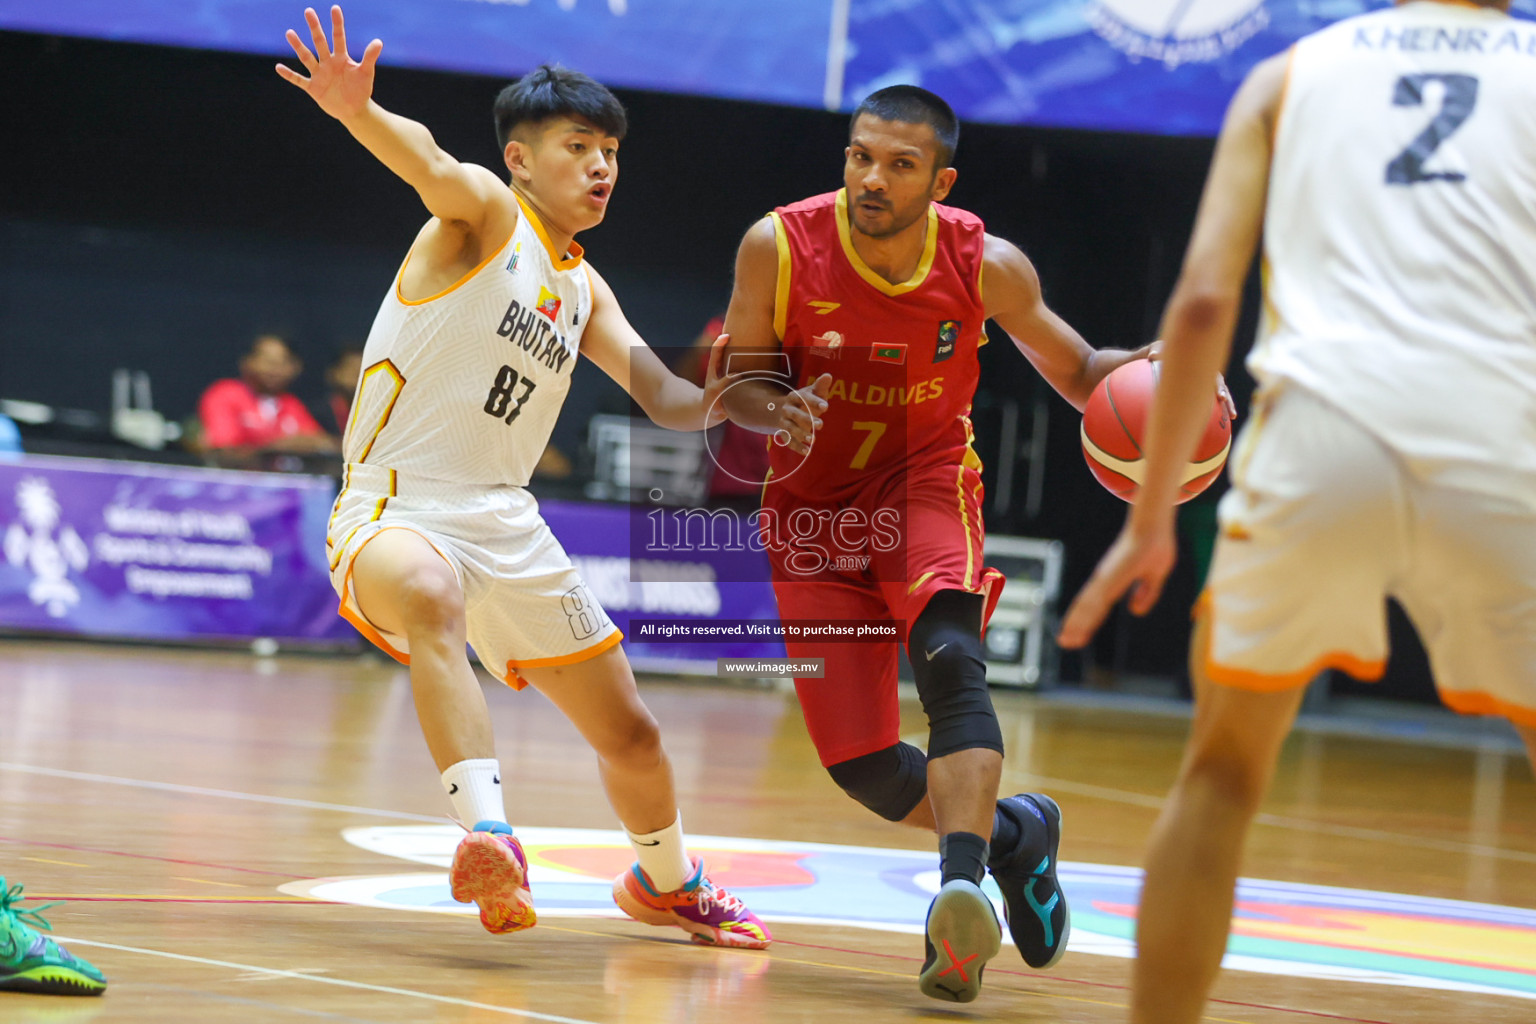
[352,359,406,464]
[834,189,938,297]
[955,465,975,589]
[515,192,585,272]
[395,234,512,307]
[908,570,936,596]
[1272,45,1298,151]
[769,212,792,341]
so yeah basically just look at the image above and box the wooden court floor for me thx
[1,639,1533,1023]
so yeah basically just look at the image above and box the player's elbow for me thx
[1165,284,1239,337]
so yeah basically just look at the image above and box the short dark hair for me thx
[851,85,960,169]
[494,64,627,152]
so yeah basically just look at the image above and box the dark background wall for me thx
[0,30,1436,699]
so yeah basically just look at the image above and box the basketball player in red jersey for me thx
[721,86,1227,1001]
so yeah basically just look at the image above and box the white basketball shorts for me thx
[1202,386,1536,727]
[326,463,621,689]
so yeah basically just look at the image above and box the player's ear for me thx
[504,139,533,184]
[931,165,957,202]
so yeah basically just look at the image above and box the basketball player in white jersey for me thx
[1058,1,1536,1020]
[277,6,770,948]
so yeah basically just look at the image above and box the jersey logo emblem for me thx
[536,286,562,321]
[506,243,522,274]
[870,343,907,365]
[810,331,845,358]
[809,301,841,315]
[934,320,960,363]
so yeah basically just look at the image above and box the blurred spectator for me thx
[684,315,769,505]
[321,343,365,435]
[0,411,21,459]
[198,334,337,457]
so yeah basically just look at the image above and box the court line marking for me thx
[769,938,1404,1024]
[1009,771,1536,866]
[0,762,448,823]
[58,937,602,1024]
[33,894,324,904]
[0,834,311,878]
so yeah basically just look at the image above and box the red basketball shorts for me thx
[761,461,1004,766]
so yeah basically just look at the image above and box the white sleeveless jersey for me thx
[345,195,592,486]
[1253,2,1536,494]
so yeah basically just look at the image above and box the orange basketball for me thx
[1080,359,1231,503]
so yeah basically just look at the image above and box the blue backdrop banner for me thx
[4,2,1532,134]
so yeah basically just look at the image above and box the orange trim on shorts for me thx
[1439,689,1536,730]
[1195,591,1385,693]
[334,524,458,666]
[503,629,625,690]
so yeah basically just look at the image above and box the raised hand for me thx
[275,6,382,122]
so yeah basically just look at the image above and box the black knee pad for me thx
[909,590,1003,759]
[825,742,929,822]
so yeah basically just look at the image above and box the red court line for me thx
[771,938,1403,1024]
[33,896,337,905]
[0,835,297,878]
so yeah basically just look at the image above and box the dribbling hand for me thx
[276,6,382,122]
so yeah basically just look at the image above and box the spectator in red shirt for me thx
[321,343,364,435]
[199,334,337,456]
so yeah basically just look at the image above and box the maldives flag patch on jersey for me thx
[536,286,562,321]
[869,343,907,365]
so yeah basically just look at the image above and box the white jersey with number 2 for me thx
[1252,2,1536,499]
[345,194,592,486]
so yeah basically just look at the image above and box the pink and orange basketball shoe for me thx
[613,858,771,949]
[449,821,536,934]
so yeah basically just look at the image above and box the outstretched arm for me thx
[1058,51,1286,648]
[983,236,1150,412]
[276,5,506,230]
[580,264,733,432]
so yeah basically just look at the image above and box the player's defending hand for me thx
[276,6,382,122]
[1057,519,1177,649]
[772,374,830,456]
[701,333,740,429]
[1148,342,1238,421]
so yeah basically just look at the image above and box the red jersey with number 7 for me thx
[765,189,987,502]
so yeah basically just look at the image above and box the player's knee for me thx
[1181,744,1271,814]
[598,705,664,769]
[395,565,465,633]
[909,592,1003,759]
[825,742,928,822]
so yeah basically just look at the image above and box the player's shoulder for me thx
[774,190,841,218]
[933,199,985,234]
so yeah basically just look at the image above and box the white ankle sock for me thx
[441,759,507,828]
[626,813,693,893]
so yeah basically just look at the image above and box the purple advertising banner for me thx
[0,455,353,644]
[539,499,785,672]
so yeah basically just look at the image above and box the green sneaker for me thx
[0,879,107,996]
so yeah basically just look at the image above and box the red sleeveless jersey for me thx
[766,189,986,501]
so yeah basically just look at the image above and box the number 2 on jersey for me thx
[1386,73,1478,186]
[484,365,537,425]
